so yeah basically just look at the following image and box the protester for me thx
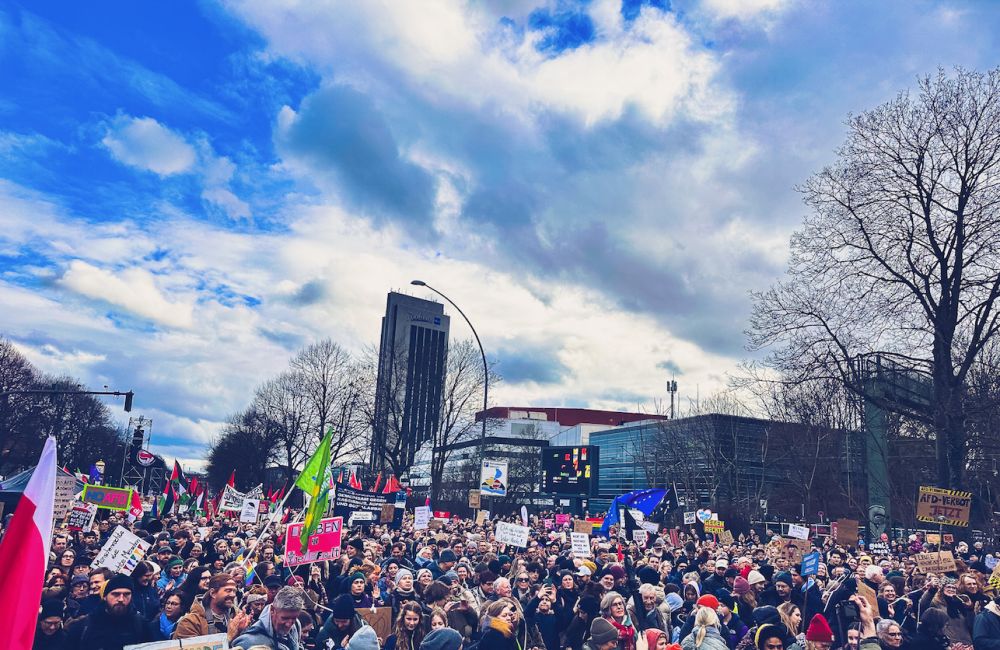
[232,586,307,649]
[64,574,149,650]
[174,573,250,640]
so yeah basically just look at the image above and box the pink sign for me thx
[555,514,570,526]
[285,516,343,566]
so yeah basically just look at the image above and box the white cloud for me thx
[58,260,195,329]
[102,115,197,175]
[700,0,793,22]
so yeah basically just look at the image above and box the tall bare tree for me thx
[749,68,1000,489]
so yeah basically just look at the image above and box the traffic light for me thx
[131,426,144,449]
[123,391,134,412]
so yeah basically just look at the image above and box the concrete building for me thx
[372,291,451,475]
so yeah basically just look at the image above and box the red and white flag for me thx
[0,436,57,649]
[128,489,144,521]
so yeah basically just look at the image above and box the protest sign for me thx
[480,459,509,497]
[285,516,343,566]
[633,529,648,546]
[332,483,402,528]
[219,484,246,511]
[703,519,725,535]
[543,518,554,530]
[787,523,810,540]
[520,505,529,527]
[414,506,431,530]
[555,514,570,526]
[82,484,132,511]
[835,518,859,546]
[124,632,228,649]
[719,530,735,545]
[53,473,77,520]
[573,519,592,534]
[380,503,396,524]
[868,541,890,555]
[914,551,958,574]
[669,528,680,547]
[358,607,394,643]
[468,489,481,509]
[428,518,444,530]
[495,521,530,547]
[571,532,591,556]
[640,521,659,536]
[943,534,954,544]
[856,578,878,613]
[92,525,150,574]
[916,486,972,527]
[239,499,260,523]
[989,564,1000,594]
[66,502,98,532]
[683,511,696,525]
[476,510,488,525]
[925,533,941,545]
[801,551,821,576]
[773,538,812,563]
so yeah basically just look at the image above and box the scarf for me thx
[610,616,636,650]
[159,612,177,639]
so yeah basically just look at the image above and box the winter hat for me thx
[608,564,627,581]
[39,599,64,619]
[331,593,357,619]
[590,617,619,645]
[805,614,834,643]
[348,538,365,554]
[245,592,267,605]
[715,559,729,569]
[724,568,740,579]
[71,575,89,587]
[758,565,775,581]
[439,549,458,563]
[265,575,285,589]
[665,593,684,612]
[747,570,766,586]
[697,594,720,610]
[420,627,464,650]
[645,628,667,650]
[733,577,751,596]
[753,606,780,627]
[348,625,381,650]
[396,568,413,582]
[578,594,601,619]
[716,589,735,610]
[166,558,184,569]
[755,624,788,650]
[773,572,793,587]
[350,571,367,583]
[104,574,134,596]
[577,565,593,577]
[637,566,660,585]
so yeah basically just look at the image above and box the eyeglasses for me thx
[886,633,902,638]
[517,578,529,582]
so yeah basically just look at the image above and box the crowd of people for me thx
[19,508,1000,650]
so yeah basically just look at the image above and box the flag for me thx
[227,470,236,487]
[382,475,402,494]
[174,461,189,506]
[0,436,57,648]
[295,429,333,548]
[337,469,344,484]
[349,471,362,491]
[600,488,668,535]
[128,490,144,522]
[372,472,383,493]
[75,468,89,484]
[159,462,180,515]
[89,463,102,484]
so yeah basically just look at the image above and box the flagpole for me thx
[236,486,297,574]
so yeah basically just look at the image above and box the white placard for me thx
[240,499,260,523]
[640,521,659,535]
[220,484,246,511]
[91,525,151,575]
[683,511,696,525]
[787,523,810,540]
[633,529,648,546]
[520,505,529,527]
[124,632,228,649]
[495,521,530,548]
[414,506,431,530]
[571,532,591,556]
[53,473,78,521]
[348,510,374,527]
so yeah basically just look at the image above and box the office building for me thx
[372,291,450,475]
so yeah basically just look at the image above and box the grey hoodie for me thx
[232,604,302,650]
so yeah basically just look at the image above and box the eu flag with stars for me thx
[600,488,669,535]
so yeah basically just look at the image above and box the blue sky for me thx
[2,0,998,469]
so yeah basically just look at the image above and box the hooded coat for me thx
[231,604,302,650]
[681,626,730,650]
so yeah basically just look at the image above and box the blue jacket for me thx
[232,604,301,650]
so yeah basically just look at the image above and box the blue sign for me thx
[801,551,821,576]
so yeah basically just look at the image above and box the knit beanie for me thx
[716,589,735,610]
[733,577,751,595]
[104,574,134,596]
[396,568,413,582]
[773,572,793,587]
[420,627,464,650]
[590,617,619,645]
[805,614,834,642]
[755,623,788,650]
[645,629,667,650]
[637,566,660,585]
[331,593,357,619]
[696,594,720,610]
[348,625,380,650]
[746,570,766,586]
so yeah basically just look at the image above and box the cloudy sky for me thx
[1,0,997,470]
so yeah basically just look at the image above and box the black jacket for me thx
[64,605,150,650]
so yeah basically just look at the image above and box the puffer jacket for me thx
[681,626,730,650]
[231,604,301,650]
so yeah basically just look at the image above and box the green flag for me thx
[296,429,333,548]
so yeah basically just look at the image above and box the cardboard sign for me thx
[704,519,725,534]
[495,521,530,547]
[239,499,260,523]
[358,607,393,643]
[856,577,878,613]
[669,528,680,547]
[480,459,509,497]
[124,632,228,649]
[82,485,132,511]
[66,502,98,532]
[91,525,150,575]
[916,486,972,527]
[468,489,481,509]
[53,473,78,520]
[285,516,343,566]
[414,506,431,530]
[925,533,941,545]
[573,520,593,534]
[787,523,810,540]
[428,519,444,530]
[640,521,659,536]
[219,484,246,511]
[476,510,488,525]
[719,530,735,545]
[801,551,821,576]
[380,503,396,523]
[778,538,812,563]
[836,518,859,546]
[571,531,591,556]
[914,551,958,574]
[944,534,954,544]
[683,511,696,525]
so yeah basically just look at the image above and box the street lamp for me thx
[410,280,489,463]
